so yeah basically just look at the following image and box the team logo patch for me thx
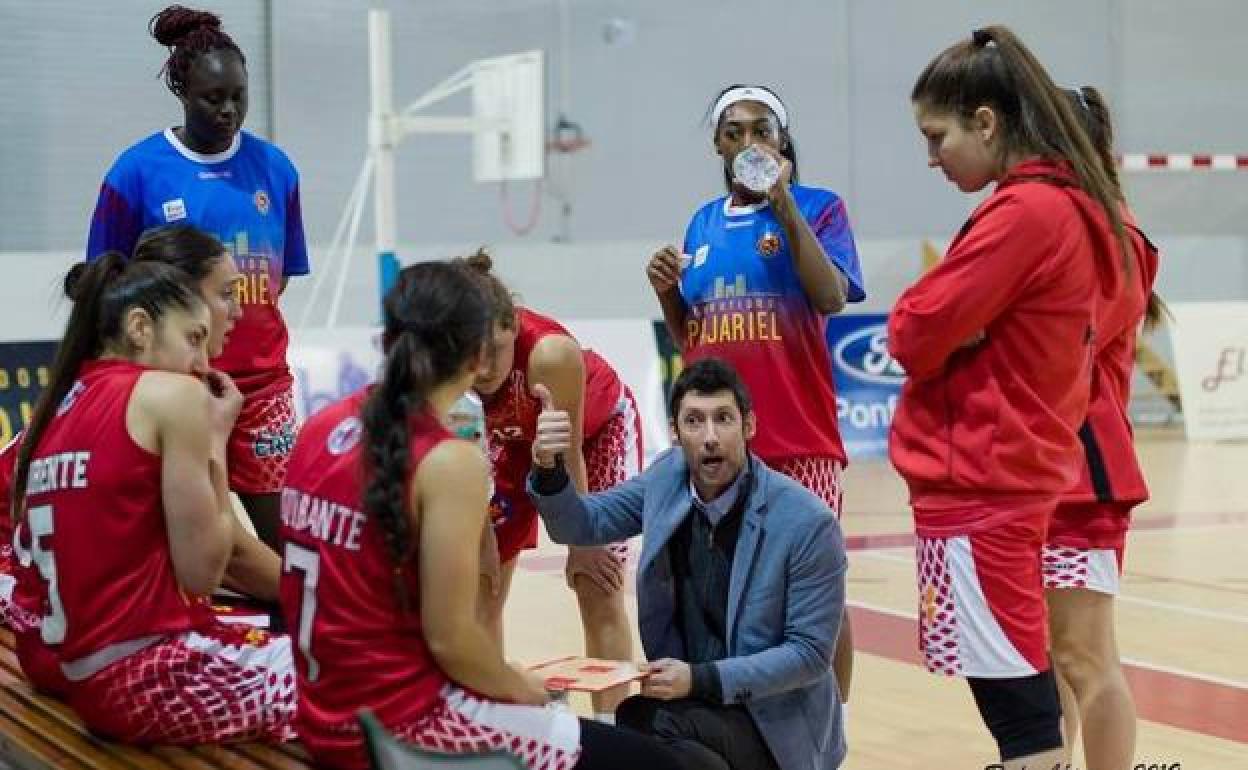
[757,231,781,257]
[327,416,363,456]
[57,380,86,416]
[922,584,938,624]
[254,189,271,215]
[161,198,187,222]
[254,420,296,458]
[488,492,514,530]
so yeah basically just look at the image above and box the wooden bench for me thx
[0,628,317,770]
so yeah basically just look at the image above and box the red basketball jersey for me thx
[482,308,622,559]
[279,388,452,770]
[11,360,213,690]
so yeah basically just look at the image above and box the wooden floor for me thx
[504,428,1248,769]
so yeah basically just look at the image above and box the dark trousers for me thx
[615,696,780,770]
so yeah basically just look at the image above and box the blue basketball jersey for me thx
[680,184,865,462]
[87,129,309,392]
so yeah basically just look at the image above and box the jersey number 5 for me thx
[13,505,68,645]
[283,542,321,682]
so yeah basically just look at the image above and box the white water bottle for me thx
[448,391,494,497]
[732,144,781,194]
[448,391,485,444]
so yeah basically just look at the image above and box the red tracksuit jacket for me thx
[1061,212,1158,508]
[888,159,1125,537]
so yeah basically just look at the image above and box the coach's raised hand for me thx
[531,383,571,469]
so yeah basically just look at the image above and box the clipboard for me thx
[528,656,648,693]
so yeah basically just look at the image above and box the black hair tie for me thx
[971,28,993,48]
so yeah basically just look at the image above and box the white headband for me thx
[711,87,789,130]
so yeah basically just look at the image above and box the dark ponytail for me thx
[1065,86,1168,331]
[12,257,201,520]
[132,224,227,285]
[360,261,493,608]
[913,26,1131,277]
[1066,86,1121,198]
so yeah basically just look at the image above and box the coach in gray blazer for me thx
[528,358,847,770]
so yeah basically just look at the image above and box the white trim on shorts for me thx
[61,635,163,682]
[1042,544,1121,595]
[612,390,642,478]
[443,684,580,754]
[64,629,293,683]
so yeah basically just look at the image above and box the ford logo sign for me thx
[833,324,906,385]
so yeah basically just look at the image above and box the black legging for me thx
[575,718,685,770]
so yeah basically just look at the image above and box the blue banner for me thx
[825,314,905,458]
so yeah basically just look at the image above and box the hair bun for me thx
[150,5,222,47]
[65,253,127,302]
[460,248,494,275]
[63,262,89,302]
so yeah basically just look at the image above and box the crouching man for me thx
[529,357,848,770]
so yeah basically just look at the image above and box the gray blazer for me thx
[530,449,847,770]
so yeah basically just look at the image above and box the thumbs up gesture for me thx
[531,383,571,469]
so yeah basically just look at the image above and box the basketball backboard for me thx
[472,50,545,182]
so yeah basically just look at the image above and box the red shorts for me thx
[228,387,297,495]
[1042,501,1133,595]
[495,388,642,565]
[916,514,1050,678]
[765,456,844,517]
[394,685,580,770]
[307,683,582,770]
[1047,500,1134,552]
[65,623,296,744]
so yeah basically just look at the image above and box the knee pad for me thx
[968,670,1062,760]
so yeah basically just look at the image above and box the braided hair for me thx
[360,261,493,607]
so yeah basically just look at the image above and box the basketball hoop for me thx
[304,9,548,326]
[547,116,591,155]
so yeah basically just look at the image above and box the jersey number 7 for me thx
[283,542,321,682]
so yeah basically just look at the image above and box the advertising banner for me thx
[1166,302,1248,441]
[825,314,904,458]
[0,340,57,445]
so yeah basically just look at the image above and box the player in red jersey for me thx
[9,254,293,743]
[890,26,1135,769]
[130,224,281,603]
[1,226,278,671]
[457,252,641,720]
[1042,86,1162,770]
[279,261,680,770]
